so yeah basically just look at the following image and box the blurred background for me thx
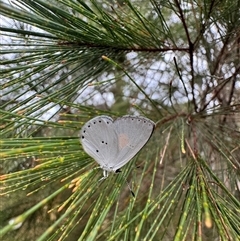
[0,0,240,240]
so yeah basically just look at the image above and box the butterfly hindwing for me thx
[111,115,155,170]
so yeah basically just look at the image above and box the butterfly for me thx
[80,115,155,179]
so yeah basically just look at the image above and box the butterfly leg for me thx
[98,169,109,181]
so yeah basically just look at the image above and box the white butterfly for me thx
[80,115,155,179]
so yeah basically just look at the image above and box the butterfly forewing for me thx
[80,116,119,167]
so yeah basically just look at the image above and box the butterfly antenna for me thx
[116,169,135,197]
[123,175,135,197]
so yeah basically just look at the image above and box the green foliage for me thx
[0,0,240,240]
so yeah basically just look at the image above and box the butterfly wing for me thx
[110,115,155,171]
[80,116,119,168]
